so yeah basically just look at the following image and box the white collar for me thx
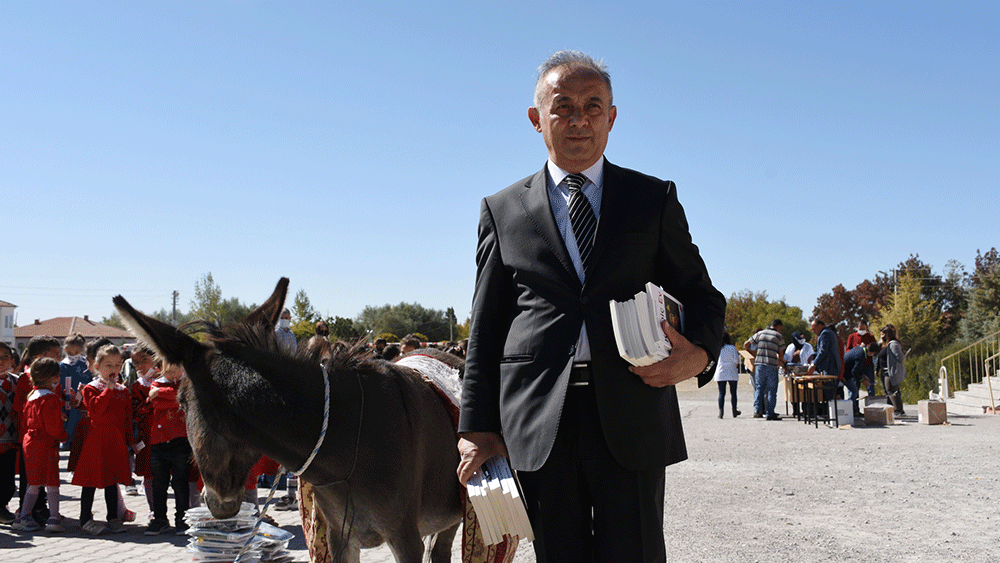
[546,156,605,189]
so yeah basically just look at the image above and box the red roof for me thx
[14,316,133,340]
[0,300,16,308]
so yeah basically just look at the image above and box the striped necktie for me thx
[564,173,597,275]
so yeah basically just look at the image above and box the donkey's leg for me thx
[426,522,459,563]
[386,526,426,563]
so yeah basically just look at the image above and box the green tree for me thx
[328,316,363,340]
[725,290,808,347]
[188,272,254,326]
[190,272,223,322]
[356,302,453,342]
[101,313,125,330]
[871,273,942,358]
[959,248,1000,342]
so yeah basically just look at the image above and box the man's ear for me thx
[608,105,617,130]
[528,107,542,132]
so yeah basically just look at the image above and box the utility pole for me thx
[172,291,179,325]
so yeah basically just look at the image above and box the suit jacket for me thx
[458,160,726,472]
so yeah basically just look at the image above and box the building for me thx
[13,316,136,355]
[0,300,16,347]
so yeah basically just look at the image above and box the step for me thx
[954,382,999,401]
[947,395,996,416]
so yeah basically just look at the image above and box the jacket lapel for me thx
[519,167,580,285]
[585,160,625,287]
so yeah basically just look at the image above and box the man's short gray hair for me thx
[534,50,612,109]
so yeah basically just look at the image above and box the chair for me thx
[804,377,840,428]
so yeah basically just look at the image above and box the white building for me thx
[0,300,15,347]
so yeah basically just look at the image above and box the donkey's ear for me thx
[244,278,289,329]
[113,295,208,366]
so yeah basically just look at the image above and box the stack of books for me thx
[465,456,534,546]
[609,282,685,367]
[183,503,295,563]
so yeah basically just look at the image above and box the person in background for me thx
[846,320,878,396]
[877,324,907,416]
[59,333,89,451]
[0,343,19,525]
[14,336,62,525]
[145,363,190,536]
[13,357,69,532]
[129,346,158,509]
[400,334,421,355]
[72,344,136,535]
[783,331,814,365]
[381,344,400,362]
[745,320,786,421]
[275,308,297,354]
[713,333,741,419]
[843,341,881,417]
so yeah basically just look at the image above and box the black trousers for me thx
[151,437,192,525]
[516,384,667,563]
[0,447,16,508]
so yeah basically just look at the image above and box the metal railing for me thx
[939,330,1000,397]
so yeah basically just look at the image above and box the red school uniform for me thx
[130,377,155,477]
[23,389,70,486]
[149,377,186,445]
[71,380,133,488]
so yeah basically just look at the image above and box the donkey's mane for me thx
[184,318,376,376]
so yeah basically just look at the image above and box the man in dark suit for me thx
[457,51,726,563]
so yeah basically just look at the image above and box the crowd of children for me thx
[0,333,200,537]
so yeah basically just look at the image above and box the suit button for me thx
[581,296,590,305]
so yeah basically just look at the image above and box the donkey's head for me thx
[114,278,290,519]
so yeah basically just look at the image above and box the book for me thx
[609,282,685,367]
[465,456,534,545]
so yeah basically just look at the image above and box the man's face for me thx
[810,321,821,335]
[858,321,868,332]
[528,65,616,173]
[281,311,291,321]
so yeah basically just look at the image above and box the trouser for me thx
[516,384,667,563]
[0,447,15,508]
[151,437,192,525]
[754,365,779,416]
[717,381,738,412]
[80,485,117,523]
[883,374,903,413]
[862,364,876,396]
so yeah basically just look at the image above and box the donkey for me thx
[113,278,462,563]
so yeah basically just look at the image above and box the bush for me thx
[376,332,398,343]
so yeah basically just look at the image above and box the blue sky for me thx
[3,1,997,328]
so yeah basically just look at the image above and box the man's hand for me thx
[456,431,509,486]
[629,320,709,388]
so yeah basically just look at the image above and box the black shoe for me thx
[733,410,741,418]
[766,414,782,421]
[753,412,764,418]
[174,522,189,535]
[144,519,172,536]
[0,507,14,524]
[718,410,724,419]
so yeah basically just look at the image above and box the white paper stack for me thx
[609,282,685,367]
[183,503,295,563]
[465,456,534,546]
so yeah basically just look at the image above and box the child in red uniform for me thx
[13,336,62,526]
[0,343,19,525]
[145,363,191,536]
[71,344,137,535]
[13,358,69,532]
[128,346,157,511]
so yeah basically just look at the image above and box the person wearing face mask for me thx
[128,346,158,508]
[783,331,815,366]
[275,308,297,354]
[846,320,878,397]
[59,333,89,451]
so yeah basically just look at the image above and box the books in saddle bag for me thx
[610,282,685,367]
[465,456,534,546]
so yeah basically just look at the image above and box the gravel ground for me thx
[362,377,1000,562]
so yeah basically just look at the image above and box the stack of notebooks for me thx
[183,503,295,563]
[465,455,534,546]
[609,282,685,367]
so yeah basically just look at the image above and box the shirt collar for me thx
[546,156,605,189]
